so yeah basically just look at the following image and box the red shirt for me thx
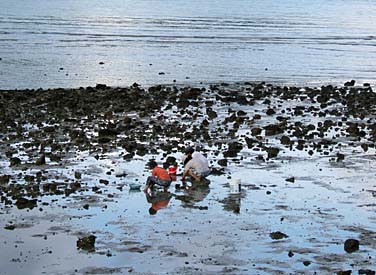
[152,166,171,181]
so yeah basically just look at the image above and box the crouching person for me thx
[144,160,172,192]
[181,146,210,182]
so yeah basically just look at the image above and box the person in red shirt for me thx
[144,160,172,192]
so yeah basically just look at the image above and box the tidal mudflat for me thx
[0,82,375,274]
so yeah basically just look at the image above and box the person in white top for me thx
[181,147,210,181]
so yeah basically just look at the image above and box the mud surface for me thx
[0,82,375,274]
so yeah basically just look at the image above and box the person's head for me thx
[149,207,157,215]
[185,146,194,156]
[147,160,158,170]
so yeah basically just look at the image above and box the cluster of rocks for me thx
[0,82,375,207]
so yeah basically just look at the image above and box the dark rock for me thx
[206,108,217,119]
[15,197,37,210]
[303,260,310,266]
[237,110,247,116]
[265,147,280,159]
[74,171,82,180]
[210,167,225,175]
[288,251,294,257]
[270,231,288,240]
[98,128,119,137]
[285,177,295,183]
[337,271,352,275]
[24,175,35,182]
[71,182,81,190]
[266,108,276,116]
[76,235,96,251]
[280,135,290,145]
[347,123,359,136]
[96,83,107,89]
[251,127,262,136]
[99,179,109,185]
[361,143,369,152]
[218,159,228,167]
[10,157,21,166]
[264,124,284,136]
[344,80,355,86]
[223,142,243,158]
[344,238,359,253]
[0,175,10,184]
[35,154,46,165]
[4,224,15,230]
[359,269,375,275]
[245,137,257,149]
[336,153,345,162]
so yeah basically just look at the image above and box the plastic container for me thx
[229,178,241,194]
[168,166,177,175]
[129,183,141,190]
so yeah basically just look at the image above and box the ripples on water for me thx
[1,0,376,89]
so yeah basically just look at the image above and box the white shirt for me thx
[184,152,209,174]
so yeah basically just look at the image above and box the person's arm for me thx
[181,168,189,181]
[181,161,192,181]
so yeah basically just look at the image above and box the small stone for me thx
[4,224,15,230]
[285,177,295,183]
[74,171,82,180]
[76,235,96,251]
[10,157,21,166]
[35,154,46,165]
[303,260,311,266]
[344,238,359,253]
[218,159,228,167]
[336,153,345,162]
[270,231,288,240]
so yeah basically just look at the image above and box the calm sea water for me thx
[1,0,376,89]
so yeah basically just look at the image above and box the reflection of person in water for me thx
[175,182,210,208]
[144,190,172,215]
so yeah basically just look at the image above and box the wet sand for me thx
[0,82,375,274]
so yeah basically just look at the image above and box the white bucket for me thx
[229,178,241,194]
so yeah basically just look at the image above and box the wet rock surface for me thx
[0,82,375,274]
[77,235,96,251]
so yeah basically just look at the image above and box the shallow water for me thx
[1,147,375,275]
[1,0,376,89]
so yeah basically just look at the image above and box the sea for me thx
[1,0,376,89]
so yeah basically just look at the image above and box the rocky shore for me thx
[0,81,375,274]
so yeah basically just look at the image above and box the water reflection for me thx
[174,179,210,209]
[144,190,172,215]
[219,193,244,214]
